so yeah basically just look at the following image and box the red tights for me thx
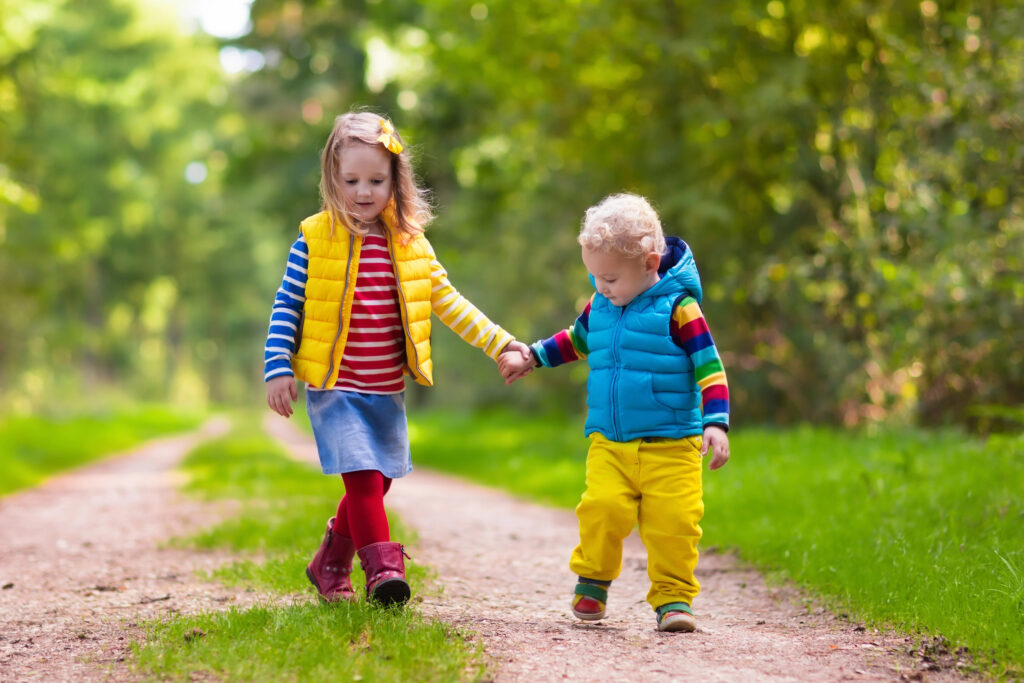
[332,470,392,548]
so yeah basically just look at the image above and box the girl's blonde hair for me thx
[319,111,433,238]
[578,193,666,258]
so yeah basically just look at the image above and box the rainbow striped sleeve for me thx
[671,296,730,429]
[531,297,592,368]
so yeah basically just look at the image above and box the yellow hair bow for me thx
[377,118,403,154]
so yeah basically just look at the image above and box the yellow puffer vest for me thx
[292,211,434,389]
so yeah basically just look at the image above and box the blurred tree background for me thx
[1,0,1021,430]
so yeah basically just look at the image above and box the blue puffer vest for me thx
[584,237,704,441]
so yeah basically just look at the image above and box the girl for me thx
[264,112,529,606]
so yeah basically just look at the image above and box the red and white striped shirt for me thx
[334,234,406,394]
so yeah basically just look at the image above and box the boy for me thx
[500,193,730,632]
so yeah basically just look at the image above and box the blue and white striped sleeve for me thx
[263,234,309,381]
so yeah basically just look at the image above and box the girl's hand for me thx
[267,375,298,418]
[701,425,730,470]
[498,341,536,384]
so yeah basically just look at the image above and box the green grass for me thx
[132,603,483,682]
[130,418,486,682]
[409,410,1024,675]
[0,405,201,496]
[407,411,588,508]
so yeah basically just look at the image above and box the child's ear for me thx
[644,251,661,274]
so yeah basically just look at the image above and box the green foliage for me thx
[131,422,486,680]
[410,410,1024,673]
[0,405,200,496]
[375,0,1024,427]
[0,0,274,409]
[2,1,1021,429]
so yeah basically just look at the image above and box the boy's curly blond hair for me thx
[578,193,666,258]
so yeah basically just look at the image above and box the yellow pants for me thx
[569,432,704,610]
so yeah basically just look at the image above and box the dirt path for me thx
[0,415,973,682]
[0,418,250,682]
[267,415,970,683]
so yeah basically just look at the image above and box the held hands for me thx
[266,375,298,418]
[498,340,537,385]
[702,425,730,470]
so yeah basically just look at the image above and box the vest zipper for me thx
[385,231,421,381]
[609,306,625,441]
[321,234,356,389]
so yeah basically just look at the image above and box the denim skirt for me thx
[306,388,412,478]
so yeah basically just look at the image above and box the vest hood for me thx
[648,235,702,304]
[586,236,703,308]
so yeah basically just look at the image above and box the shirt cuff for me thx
[264,367,295,382]
[529,343,548,368]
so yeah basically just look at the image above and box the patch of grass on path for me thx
[130,418,485,682]
[409,410,1024,675]
[179,426,423,593]
[133,603,479,682]
[0,405,200,497]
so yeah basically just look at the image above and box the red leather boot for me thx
[357,541,411,606]
[305,517,356,603]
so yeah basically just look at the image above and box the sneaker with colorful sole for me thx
[656,602,696,632]
[571,580,609,621]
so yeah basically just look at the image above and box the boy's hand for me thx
[701,425,730,470]
[498,341,536,384]
[266,375,298,418]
